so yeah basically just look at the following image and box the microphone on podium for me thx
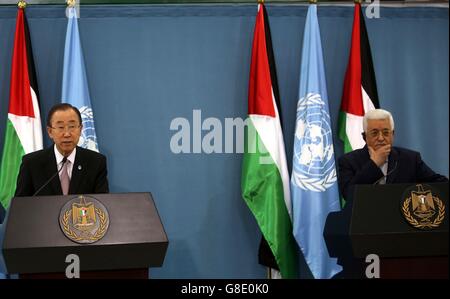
[373,160,398,185]
[32,157,68,196]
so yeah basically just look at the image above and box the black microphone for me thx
[32,157,68,196]
[373,160,398,185]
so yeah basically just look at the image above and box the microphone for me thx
[32,157,68,196]
[373,160,398,185]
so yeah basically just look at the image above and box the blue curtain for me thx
[0,4,448,278]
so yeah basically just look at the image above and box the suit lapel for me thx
[361,145,371,165]
[69,147,83,194]
[386,147,399,183]
[44,147,63,195]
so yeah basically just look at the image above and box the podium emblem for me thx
[401,184,445,230]
[59,195,110,243]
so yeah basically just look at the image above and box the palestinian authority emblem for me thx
[401,184,445,230]
[59,195,109,244]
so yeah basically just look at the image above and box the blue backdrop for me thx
[0,4,448,278]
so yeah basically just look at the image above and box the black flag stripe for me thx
[359,5,380,109]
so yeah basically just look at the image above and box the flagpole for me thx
[17,0,26,8]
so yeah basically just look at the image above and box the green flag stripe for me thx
[337,111,352,207]
[241,120,298,278]
[0,119,25,209]
[338,111,353,154]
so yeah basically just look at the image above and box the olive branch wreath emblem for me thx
[401,196,445,229]
[61,207,108,242]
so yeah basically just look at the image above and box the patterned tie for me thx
[60,160,70,195]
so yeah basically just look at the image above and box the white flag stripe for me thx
[344,113,364,151]
[8,87,43,154]
[248,93,292,218]
[361,86,376,116]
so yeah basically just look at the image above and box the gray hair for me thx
[363,109,395,132]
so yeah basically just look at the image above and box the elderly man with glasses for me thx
[338,108,447,203]
[330,108,448,279]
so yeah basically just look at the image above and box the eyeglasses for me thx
[50,124,81,133]
[367,130,392,138]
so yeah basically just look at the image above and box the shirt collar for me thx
[53,145,76,165]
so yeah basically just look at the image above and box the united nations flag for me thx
[290,4,342,279]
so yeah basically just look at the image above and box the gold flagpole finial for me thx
[257,0,265,4]
[67,0,77,7]
[354,0,362,4]
[309,0,318,4]
[17,0,27,9]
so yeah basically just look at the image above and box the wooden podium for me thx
[324,182,448,279]
[2,193,169,279]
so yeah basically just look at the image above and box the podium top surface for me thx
[3,192,168,249]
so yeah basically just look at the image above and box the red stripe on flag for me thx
[340,3,364,117]
[247,5,275,117]
[9,8,34,118]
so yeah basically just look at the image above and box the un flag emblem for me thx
[292,93,337,192]
[78,106,98,151]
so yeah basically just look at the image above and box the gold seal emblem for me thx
[401,184,445,230]
[59,195,110,244]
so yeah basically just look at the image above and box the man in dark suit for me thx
[338,109,447,202]
[15,103,109,196]
[332,109,447,278]
[0,103,108,276]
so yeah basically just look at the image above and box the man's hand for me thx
[368,145,391,167]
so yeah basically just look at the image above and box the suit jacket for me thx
[15,146,109,197]
[332,145,447,278]
[338,145,448,202]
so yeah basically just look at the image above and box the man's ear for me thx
[47,126,53,140]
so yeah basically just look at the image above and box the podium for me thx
[2,193,169,279]
[324,183,448,279]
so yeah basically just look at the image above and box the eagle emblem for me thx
[401,184,445,230]
[59,195,109,244]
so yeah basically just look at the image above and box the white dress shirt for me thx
[379,160,388,184]
[54,145,76,180]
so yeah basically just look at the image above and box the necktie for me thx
[379,161,388,185]
[60,160,70,195]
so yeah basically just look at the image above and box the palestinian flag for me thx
[241,4,298,279]
[0,8,43,221]
[338,3,380,153]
